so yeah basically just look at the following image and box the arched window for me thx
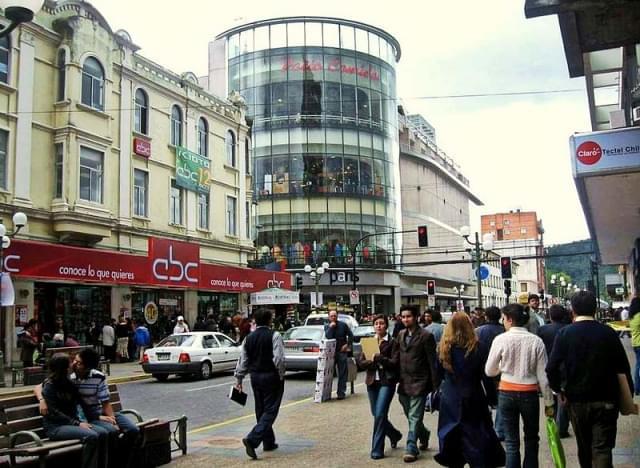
[81,57,105,110]
[197,117,208,156]
[134,89,149,134]
[170,105,183,146]
[225,130,236,167]
[57,49,66,101]
[0,36,10,84]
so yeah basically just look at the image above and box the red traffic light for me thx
[417,225,428,247]
[500,257,512,279]
[426,280,435,295]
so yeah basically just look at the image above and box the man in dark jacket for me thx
[387,305,438,463]
[324,309,354,400]
[538,304,571,438]
[235,309,285,460]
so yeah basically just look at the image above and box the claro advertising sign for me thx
[571,126,640,177]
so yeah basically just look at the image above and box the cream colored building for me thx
[0,1,288,365]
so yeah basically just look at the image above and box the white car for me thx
[142,331,241,381]
[304,313,359,330]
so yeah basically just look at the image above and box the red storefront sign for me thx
[282,57,380,81]
[4,239,290,292]
[133,138,151,158]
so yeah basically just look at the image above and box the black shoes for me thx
[242,438,257,460]
[337,395,346,400]
[390,433,402,449]
[263,443,279,451]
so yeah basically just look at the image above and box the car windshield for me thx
[304,316,327,326]
[283,328,324,341]
[156,334,196,347]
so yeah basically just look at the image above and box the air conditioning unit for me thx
[633,106,640,122]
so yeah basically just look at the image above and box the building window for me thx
[0,130,7,189]
[504,219,510,225]
[197,193,209,230]
[520,283,528,293]
[245,138,251,175]
[171,105,183,146]
[245,201,250,238]
[54,143,63,198]
[0,36,9,83]
[170,179,183,224]
[197,117,208,156]
[225,130,236,167]
[226,196,237,236]
[133,169,148,217]
[79,146,104,203]
[504,229,511,235]
[489,220,495,227]
[134,89,149,134]
[520,227,527,234]
[57,49,66,101]
[81,57,105,111]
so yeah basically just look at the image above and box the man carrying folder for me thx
[234,308,286,460]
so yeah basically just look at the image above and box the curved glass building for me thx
[212,18,401,269]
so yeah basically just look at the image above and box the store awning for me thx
[250,288,300,305]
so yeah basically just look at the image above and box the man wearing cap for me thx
[173,316,190,334]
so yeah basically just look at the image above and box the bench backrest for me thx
[0,384,123,449]
[44,346,93,362]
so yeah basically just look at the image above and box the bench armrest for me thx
[10,430,43,448]
[136,418,160,428]
[119,409,144,422]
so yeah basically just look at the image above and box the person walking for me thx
[546,291,635,468]
[485,303,553,468]
[173,315,190,334]
[525,294,545,334]
[434,313,505,468]
[324,309,354,400]
[475,305,505,440]
[234,308,285,460]
[537,304,571,438]
[630,297,640,396]
[115,316,130,362]
[425,310,445,346]
[134,320,151,363]
[19,319,39,368]
[384,305,439,463]
[356,314,402,460]
[40,354,102,468]
[101,320,116,362]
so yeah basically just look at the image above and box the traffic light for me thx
[504,279,512,297]
[426,280,435,296]
[417,225,429,247]
[500,257,512,279]
[295,273,303,290]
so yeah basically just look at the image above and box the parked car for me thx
[304,313,359,330]
[352,324,375,343]
[142,331,241,381]
[283,325,362,372]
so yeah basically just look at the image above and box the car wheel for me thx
[153,374,169,382]
[199,361,212,380]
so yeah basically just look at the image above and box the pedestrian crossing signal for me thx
[500,257,512,279]
[418,225,429,247]
[426,280,435,296]
[295,273,303,290]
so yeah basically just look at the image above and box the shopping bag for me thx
[545,416,566,468]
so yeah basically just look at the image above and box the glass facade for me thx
[223,19,401,268]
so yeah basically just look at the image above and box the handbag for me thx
[545,416,566,468]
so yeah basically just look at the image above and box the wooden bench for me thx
[0,383,186,467]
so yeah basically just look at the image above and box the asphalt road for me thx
[117,370,363,431]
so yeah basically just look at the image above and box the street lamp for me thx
[453,285,465,299]
[460,226,493,308]
[550,274,566,301]
[0,211,27,387]
[0,0,45,38]
[304,261,329,311]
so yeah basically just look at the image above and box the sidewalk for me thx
[0,361,150,396]
[171,386,640,467]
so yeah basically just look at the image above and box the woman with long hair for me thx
[434,312,505,467]
[356,314,402,459]
[40,353,100,468]
[629,297,640,395]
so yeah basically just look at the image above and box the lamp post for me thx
[0,0,45,38]
[460,226,493,309]
[453,284,465,311]
[550,274,566,302]
[304,261,329,312]
[0,211,28,387]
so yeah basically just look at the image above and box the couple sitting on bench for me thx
[34,348,139,468]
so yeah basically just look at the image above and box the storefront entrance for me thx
[197,293,238,320]
[131,290,184,342]
[34,283,111,345]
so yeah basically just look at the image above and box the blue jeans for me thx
[46,424,101,468]
[367,383,401,457]
[634,347,640,395]
[555,396,570,436]
[495,405,505,439]
[246,371,284,449]
[398,393,429,456]
[499,390,540,468]
[91,413,140,467]
[334,352,348,398]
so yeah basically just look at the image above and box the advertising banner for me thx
[175,146,211,193]
[571,127,640,177]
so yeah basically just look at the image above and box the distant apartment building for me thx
[481,210,545,296]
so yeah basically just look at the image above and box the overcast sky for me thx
[91,0,592,245]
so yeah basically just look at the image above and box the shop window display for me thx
[131,290,184,343]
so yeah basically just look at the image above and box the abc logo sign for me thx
[576,141,602,165]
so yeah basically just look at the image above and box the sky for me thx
[90,0,592,245]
